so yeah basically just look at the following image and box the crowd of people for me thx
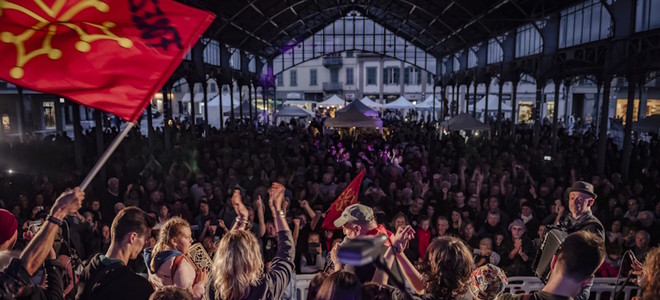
[0,116,659,299]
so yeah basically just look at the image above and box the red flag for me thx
[0,0,214,122]
[322,169,366,230]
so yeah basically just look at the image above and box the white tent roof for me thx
[337,99,379,118]
[440,113,490,131]
[416,96,442,110]
[318,94,345,107]
[275,106,314,118]
[475,95,512,111]
[384,96,415,109]
[207,93,240,108]
[360,96,383,109]
[181,92,218,102]
[324,104,383,128]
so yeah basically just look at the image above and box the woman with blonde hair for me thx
[144,217,208,300]
[210,183,294,300]
[633,246,660,300]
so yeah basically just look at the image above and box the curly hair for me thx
[642,246,660,300]
[212,230,264,300]
[421,236,474,299]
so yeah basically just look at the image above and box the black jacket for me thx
[76,254,153,300]
[1,258,64,300]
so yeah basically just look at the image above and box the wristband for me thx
[235,217,249,225]
[47,215,63,226]
[275,210,286,217]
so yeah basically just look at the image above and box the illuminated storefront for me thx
[616,99,660,124]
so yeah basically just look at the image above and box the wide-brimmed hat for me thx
[566,181,597,199]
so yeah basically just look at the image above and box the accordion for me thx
[532,226,568,283]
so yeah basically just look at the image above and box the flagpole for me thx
[80,122,135,190]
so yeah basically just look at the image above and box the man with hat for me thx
[333,203,404,284]
[0,208,18,251]
[555,181,605,300]
[561,181,605,238]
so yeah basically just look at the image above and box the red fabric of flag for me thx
[322,169,366,230]
[0,0,214,122]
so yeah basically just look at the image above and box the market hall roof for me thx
[181,0,578,59]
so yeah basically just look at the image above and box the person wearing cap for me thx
[499,219,534,276]
[333,203,405,284]
[560,181,605,238]
[0,208,18,251]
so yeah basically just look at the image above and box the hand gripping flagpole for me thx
[79,122,135,190]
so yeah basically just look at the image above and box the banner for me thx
[322,169,366,230]
[0,0,215,122]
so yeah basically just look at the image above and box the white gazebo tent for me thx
[383,96,415,109]
[416,95,443,110]
[475,95,512,120]
[324,104,383,129]
[336,99,379,118]
[318,94,345,107]
[205,93,241,126]
[359,96,383,109]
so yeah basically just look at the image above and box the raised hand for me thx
[51,187,85,216]
[232,190,248,220]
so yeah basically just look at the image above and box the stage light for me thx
[8,169,13,174]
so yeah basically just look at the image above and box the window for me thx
[346,50,354,57]
[487,38,504,64]
[366,67,377,85]
[330,69,339,83]
[346,68,354,85]
[174,85,181,93]
[636,0,660,32]
[404,67,421,85]
[427,73,434,85]
[210,83,216,93]
[310,69,317,85]
[199,84,204,92]
[290,70,297,86]
[515,23,543,58]
[559,0,612,48]
[383,67,400,85]
[277,75,283,86]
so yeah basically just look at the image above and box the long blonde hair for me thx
[212,230,264,300]
[642,246,660,300]
[151,217,190,271]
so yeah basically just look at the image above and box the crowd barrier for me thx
[294,275,639,300]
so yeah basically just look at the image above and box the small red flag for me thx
[322,169,366,230]
[0,0,214,122]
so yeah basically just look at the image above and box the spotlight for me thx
[8,169,13,174]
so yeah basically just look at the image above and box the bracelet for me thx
[47,215,63,226]
[235,217,249,225]
[275,210,286,217]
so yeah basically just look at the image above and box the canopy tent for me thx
[318,94,345,107]
[274,105,314,118]
[360,96,383,109]
[283,100,312,106]
[336,99,379,118]
[440,113,490,131]
[222,101,262,116]
[416,95,443,110]
[633,114,660,133]
[475,95,512,112]
[383,96,415,109]
[208,94,241,110]
[324,104,382,128]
